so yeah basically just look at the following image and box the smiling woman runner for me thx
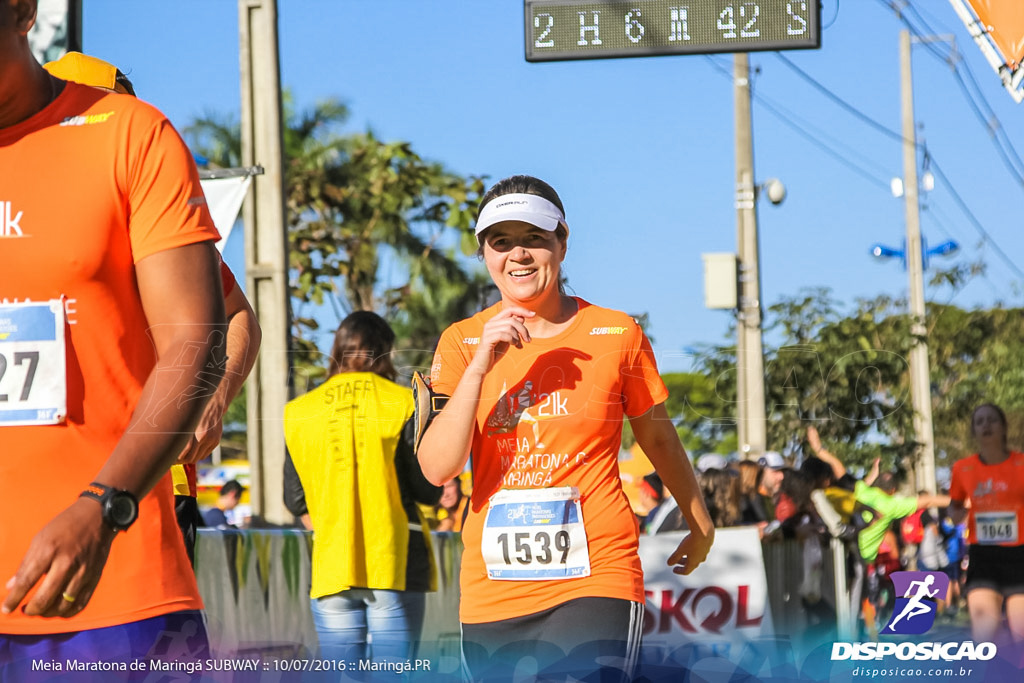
[417,175,715,681]
[949,403,1024,645]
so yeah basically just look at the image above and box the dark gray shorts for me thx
[461,596,643,682]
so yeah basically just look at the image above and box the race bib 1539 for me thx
[481,486,591,581]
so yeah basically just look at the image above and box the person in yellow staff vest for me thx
[283,311,442,664]
[42,51,263,566]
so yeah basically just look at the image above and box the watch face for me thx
[108,494,138,528]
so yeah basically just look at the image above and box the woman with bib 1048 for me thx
[950,403,1024,646]
[417,175,715,681]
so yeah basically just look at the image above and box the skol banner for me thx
[638,526,773,648]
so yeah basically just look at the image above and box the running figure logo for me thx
[884,571,950,635]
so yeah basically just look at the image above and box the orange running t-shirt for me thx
[430,298,668,623]
[950,452,1024,547]
[0,83,218,633]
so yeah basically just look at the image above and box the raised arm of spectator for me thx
[864,458,880,487]
[806,425,847,481]
[917,492,951,510]
[810,490,846,539]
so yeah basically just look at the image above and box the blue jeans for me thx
[310,589,425,663]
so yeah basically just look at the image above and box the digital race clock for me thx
[525,0,821,62]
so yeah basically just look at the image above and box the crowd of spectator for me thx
[637,430,969,639]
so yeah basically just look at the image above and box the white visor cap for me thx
[475,193,567,239]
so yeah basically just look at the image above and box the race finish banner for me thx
[949,0,1024,102]
[525,0,820,62]
[638,527,773,648]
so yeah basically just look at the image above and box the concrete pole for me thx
[239,0,291,523]
[900,30,937,494]
[734,54,767,461]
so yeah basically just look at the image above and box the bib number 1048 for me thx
[497,530,571,566]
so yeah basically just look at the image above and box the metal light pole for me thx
[900,29,937,494]
[734,53,767,461]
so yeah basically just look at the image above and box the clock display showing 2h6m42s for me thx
[525,0,820,62]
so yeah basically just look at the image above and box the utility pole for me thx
[734,53,767,461]
[900,29,937,494]
[239,0,290,523]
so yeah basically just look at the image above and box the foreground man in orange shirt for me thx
[42,50,262,567]
[0,0,226,675]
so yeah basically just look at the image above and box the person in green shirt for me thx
[854,474,949,563]
[806,426,950,637]
[807,426,950,561]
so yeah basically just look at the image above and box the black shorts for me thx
[964,544,1024,597]
[461,597,643,682]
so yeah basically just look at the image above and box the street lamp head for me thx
[928,239,960,257]
[870,243,903,260]
[761,178,786,205]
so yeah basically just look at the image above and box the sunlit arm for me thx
[630,403,715,574]
[96,241,227,494]
[419,306,536,485]
[917,493,952,510]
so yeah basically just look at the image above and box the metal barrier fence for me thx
[195,529,849,657]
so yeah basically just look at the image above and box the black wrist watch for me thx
[79,482,139,532]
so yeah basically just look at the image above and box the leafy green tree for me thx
[662,371,738,455]
[688,277,1024,484]
[185,95,487,389]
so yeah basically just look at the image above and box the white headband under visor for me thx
[474,193,567,238]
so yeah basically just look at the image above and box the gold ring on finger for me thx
[61,592,76,603]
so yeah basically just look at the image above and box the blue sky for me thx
[80,1,1024,373]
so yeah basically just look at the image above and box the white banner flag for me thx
[200,176,252,254]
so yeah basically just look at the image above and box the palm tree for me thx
[185,94,486,383]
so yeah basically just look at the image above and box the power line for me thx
[704,56,892,191]
[775,52,904,144]
[919,201,957,242]
[879,0,1024,187]
[923,195,1013,301]
[928,157,1024,280]
[770,50,1024,282]
[750,85,892,178]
